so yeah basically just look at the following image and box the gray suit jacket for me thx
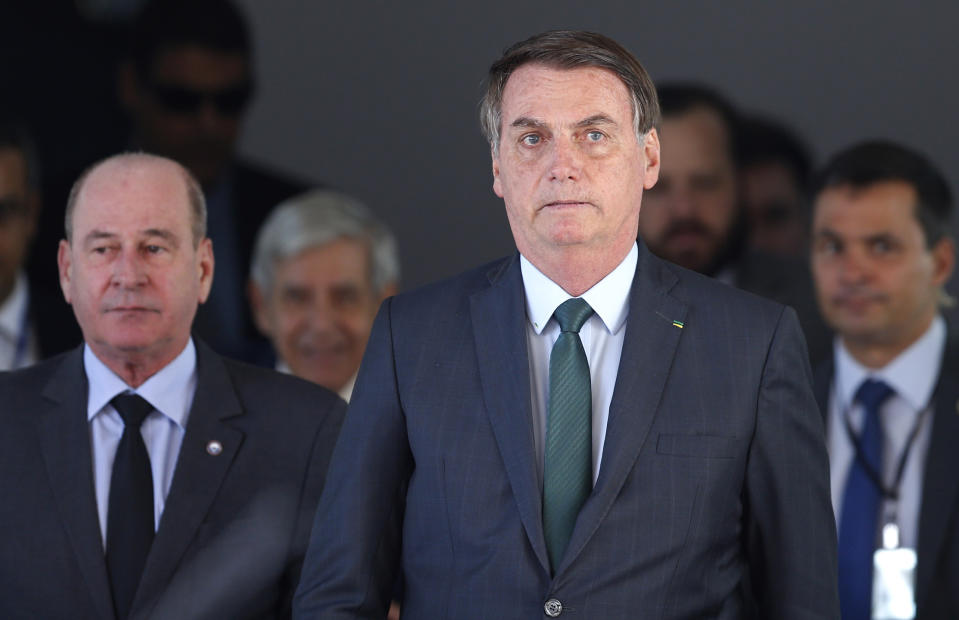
[0,340,345,619]
[814,338,959,619]
[295,244,839,619]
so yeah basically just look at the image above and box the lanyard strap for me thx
[841,390,930,503]
[6,292,30,369]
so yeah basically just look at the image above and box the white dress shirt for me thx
[276,361,356,402]
[522,242,636,486]
[0,272,38,370]
[827,316,944,549]
[86,339,198,547]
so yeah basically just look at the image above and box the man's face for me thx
[811,180,953,356]
[492,64,660,266]
[58,158,214,366]
[638,107,739,273]
[251,238,393,393]
[0,148,37,302]
[742,161,807,256]
[123,45,251,186]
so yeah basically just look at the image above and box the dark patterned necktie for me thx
[838,378,894,620]
[543,297,594,574]
[107,393,155,619]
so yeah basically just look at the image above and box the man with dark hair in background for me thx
[639,83,830,364]
[0,119,80,365]
[295,30,838,620]
[739,114,814,258]
[810,141,959,620]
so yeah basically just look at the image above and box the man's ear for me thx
[492,148,504,198]
[196,238,215,304]
[57,240,73,304]
[931,236,955,287]
[641,128,661,190]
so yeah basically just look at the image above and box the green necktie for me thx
[543,297,594,573]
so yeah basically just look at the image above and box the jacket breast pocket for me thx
[656,433,739,459]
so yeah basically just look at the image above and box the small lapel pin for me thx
[206,440,223,456]
[672,320,684,329]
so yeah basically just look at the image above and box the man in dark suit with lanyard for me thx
[809,141,959,619]
[0,152,344,618]
[295,30,838,619]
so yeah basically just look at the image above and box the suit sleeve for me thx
[294,298,412,619]
[278,393,348,617]
[744,306,840,619]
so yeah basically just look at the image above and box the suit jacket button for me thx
[544,598,563,617]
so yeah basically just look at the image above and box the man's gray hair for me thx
[250,189,399,294]
[479,30,660,154]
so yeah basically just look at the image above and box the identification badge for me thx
[872,523,917,620]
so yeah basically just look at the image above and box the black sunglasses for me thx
[149,82,254,116]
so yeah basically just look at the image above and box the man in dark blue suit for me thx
[295,30,838,619]
[809,141,959,619]
[0,153,344,619]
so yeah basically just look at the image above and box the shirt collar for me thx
[835,315,946,411]
[85,338,198,430]
[0,272,29,341]
[520,242,637,335]
[277,359,355,403]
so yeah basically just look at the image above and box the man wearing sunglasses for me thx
[117,0,309,363]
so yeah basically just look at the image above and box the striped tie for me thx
[543,297,594,573]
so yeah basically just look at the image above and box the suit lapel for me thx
[558,245,687,575]
[134,342,245,612]
[812,357,834,422]
[916,338,959,607]
[38,347,116,620]
[470,255,550,573]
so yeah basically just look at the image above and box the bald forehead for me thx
[70,155,194,238]
[79,155,188,199]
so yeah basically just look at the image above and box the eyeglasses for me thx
[149,82,254,117]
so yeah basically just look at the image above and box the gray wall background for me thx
[234,1,958,291]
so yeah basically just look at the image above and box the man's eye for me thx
[146,245,165,254]
[870,238,894,254]
[814,238,841,255]
[521,134,541,146]
[586,130,605,142]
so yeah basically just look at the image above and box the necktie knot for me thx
[554,298,594,334]
[855,378,894,413]
[111,393,154,430]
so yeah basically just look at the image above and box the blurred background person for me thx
[639,83,830,364]
[639,83,743,277]
[249,189,399,401]
[0,118,80,368]
[27,0,311,363]
[739,114,814,258]
[809,141,959,620]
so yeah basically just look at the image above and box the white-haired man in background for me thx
[249,189,399,401]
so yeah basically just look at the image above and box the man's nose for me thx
[548,137,583,182]
[668,184,698,218]
[111,248,147,287]
[838,248,871,284]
